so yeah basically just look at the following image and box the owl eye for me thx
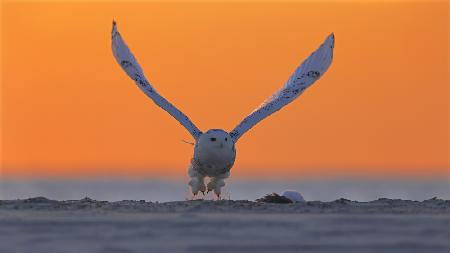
[210,138,216,142]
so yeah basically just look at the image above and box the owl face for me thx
[197,129,234,151]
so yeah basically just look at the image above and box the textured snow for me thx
[1,197,449,253]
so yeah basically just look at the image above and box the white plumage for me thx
[282,190,306,203]
[111,21,334,198]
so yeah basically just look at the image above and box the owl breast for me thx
[193,144,236,177]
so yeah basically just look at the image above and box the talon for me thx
[201,191,205,196]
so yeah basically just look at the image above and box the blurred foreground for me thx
[0,197,449,253]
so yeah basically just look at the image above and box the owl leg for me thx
[207,173,229,198]
[188,176,206,195]
[188,166,206,195]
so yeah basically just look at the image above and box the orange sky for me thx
[1,1,449,179]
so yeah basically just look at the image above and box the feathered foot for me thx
[207,177,225,199]
[189,176,206,196]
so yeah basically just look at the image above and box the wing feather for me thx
[111,21,202,139]
[229,34,334,142]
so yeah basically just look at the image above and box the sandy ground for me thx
[1,197,449,253]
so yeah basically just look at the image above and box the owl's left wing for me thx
[229,34,334,142]
[111,21,202,140]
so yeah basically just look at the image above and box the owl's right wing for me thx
[229,34,334,142]
[111,21,202,140]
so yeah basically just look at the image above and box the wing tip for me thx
[111,19,119,39]
[326,32,335,48]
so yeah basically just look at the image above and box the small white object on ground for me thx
[282,190,305,202]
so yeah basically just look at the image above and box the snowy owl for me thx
[111,21,334,198]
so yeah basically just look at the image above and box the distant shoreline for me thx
[2,179,449,202]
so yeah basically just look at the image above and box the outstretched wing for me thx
[111,21,202,140]
[229,34,334,142]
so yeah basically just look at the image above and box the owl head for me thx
[196,129,234,150]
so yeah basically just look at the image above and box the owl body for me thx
[193,129,235,176]
[189,129,236,196]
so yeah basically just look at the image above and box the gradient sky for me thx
[1,1,448,179]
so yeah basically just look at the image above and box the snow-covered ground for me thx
[1,197,449,253]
